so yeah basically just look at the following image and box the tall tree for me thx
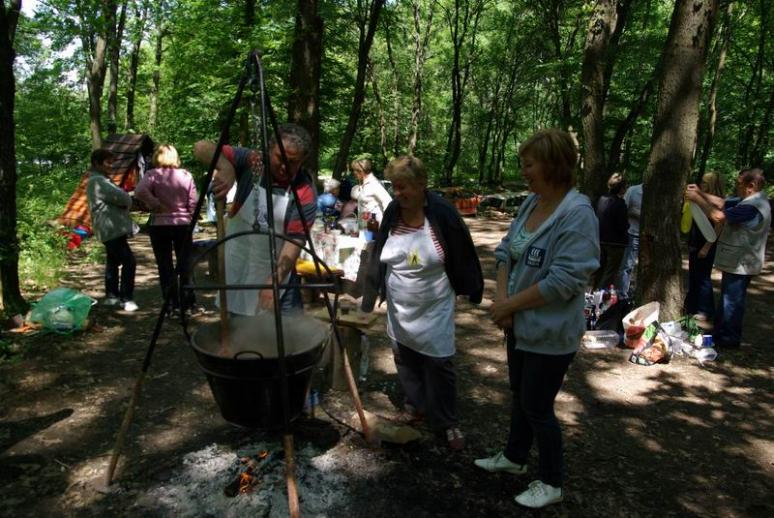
[440,0,483,186]
[288,0,324,175]
[0,0,26,314]
[407,0,434,155]
[332,0,384,178]
[74,0,118,149]
[148,4,165,133]
[697,1,733,176]
[735,0,768,167]
[579,0,632,201]
[106,0,127,133]
[639,0,718,319]
[124,1,148,131]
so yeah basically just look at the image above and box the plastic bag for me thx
[629,322,673,366]
[29,288,96,333]
[622,301,660,349]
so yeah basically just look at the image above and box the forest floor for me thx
[1,215,773,517]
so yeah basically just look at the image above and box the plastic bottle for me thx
[608,285,618,306]
[358,334,370,383]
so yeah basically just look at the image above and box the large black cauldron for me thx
[190,314,328,428]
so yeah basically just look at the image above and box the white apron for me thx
[220,184,291,316]
[383,218,455,357]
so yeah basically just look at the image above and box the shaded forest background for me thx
[1,0,772,317]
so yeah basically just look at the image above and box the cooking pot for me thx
[190,313,328,428]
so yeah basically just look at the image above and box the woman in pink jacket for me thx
[136,144,198,312]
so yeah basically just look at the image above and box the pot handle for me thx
[233,350,265,360]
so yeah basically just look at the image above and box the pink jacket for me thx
[135,167,198,226]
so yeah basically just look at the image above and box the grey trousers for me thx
[393,342,458,430]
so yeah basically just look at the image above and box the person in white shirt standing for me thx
[351,158,392,225]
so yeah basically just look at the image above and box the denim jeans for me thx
[504,334,575,488]
[714,272,752,347]
[104,235,136,301]
[619,233,639,298]
[684,246,716,320]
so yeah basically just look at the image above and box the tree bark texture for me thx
[639,0,718,320]
[288,0,323,176]
[107,0,127,134]
[332,0,384,178]
[125,2,148,131]
[407,0,434,156]
[607,76,654,175]
[580,0,619,201]
[0,0,27,314]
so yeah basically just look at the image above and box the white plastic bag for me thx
[622,301,659,349]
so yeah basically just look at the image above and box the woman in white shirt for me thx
[351,158,392,224]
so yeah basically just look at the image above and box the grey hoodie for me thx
[86,171,134,243]
[494,189,600,355]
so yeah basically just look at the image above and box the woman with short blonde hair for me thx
[153,144,181,168]
[363,154,483,452]
[135,144,198,312]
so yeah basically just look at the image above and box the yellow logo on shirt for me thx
[408,249,422,267]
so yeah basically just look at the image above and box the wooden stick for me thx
[283,433,300,518]
[216,199,230,355]
[337,329,371,442]
[105,371,146,485]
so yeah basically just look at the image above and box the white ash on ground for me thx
[131,440,381,517]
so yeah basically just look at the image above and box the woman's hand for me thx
[489,298,514,330]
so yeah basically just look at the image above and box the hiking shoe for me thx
[514,480,563,509]
[474,452,527,474]
[103,296,121,306]
[445,427,465,451]
[122,300,139,312]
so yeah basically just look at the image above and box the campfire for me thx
[223,449,281,497]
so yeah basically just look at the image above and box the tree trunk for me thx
[81,1,118,150]
[749,81,774,166]
[639,0,718,320]
[124,2,148,131]
[288,0,324,176]
[441,0,482,186]
[407,0,434,156]
[607,76,654,175]
[148,21,164,132]
[698,2,733,177]
[0,0,27,314]
[332,0,384,178]
[368,59,389,165]
[736,0,766,167]
[580,0,619,201]
[107,0,127,134]
[382,12,401,156]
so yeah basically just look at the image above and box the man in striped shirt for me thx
[194,123,317,313]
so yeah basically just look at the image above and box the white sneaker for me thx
[103,296,120,306]
[122,300,139,312]
[473,452,527,474]
[514,480,563,508]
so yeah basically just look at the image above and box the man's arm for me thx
[257,239,303,310]
[685,184,726,224]
[193,141,236,200]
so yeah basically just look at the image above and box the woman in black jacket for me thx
[362,156,483,450]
